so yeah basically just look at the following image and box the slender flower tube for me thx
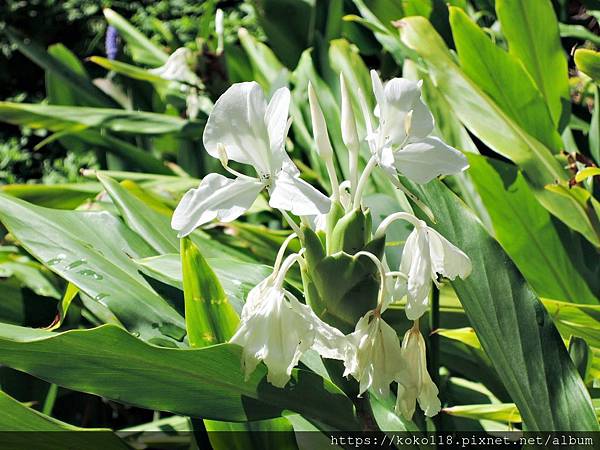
[172,82,331,237]
[395,323,441,419]
[230,251,351,388]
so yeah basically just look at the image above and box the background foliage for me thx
[1,0,600,448]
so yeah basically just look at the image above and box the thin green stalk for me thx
[429,284,441,431]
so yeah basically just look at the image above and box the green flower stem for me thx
[429,283,441,430]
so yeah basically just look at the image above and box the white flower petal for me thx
[230,285,313,388]
[418,378,442,417]
[378,146,401,187]
[427,228,472,280]
[287,293,350,361]
[203,82,272,174]
[395,327,441,419]
[265,87,291,158]
[149,48,200,86]
[344,313,404,397]
[400,229,432,320]
[395,383,417,420]
[171,173,263,237]
[394,137,469,184]
[381,78,419,144]
[408,98,434,140]
[269,170,331,216]
[370,70,386,118]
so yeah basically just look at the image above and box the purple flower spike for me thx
[105,25,120,60]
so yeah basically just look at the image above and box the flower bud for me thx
[308,81,334,160]
[340,74,360,153]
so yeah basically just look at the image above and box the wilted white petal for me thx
[399,228,432,320]
[344,312,404,397]
[394,137,468,184]
[427,228,472,280]
[269,170,331,216]
[396,327,441,419]
[203,82,272,174]
[288,293,351,361]
[171,173,263,237]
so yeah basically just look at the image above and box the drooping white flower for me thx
[230,254,350,388]
[149,48,201,86]
[172,82,331,237]
[399,215,471,320]
[367,70,469,185]
[343,310,405,397]
[376,212,471,320]
[341,251,405,397]
[395,325,441,419]
[149,47,207,119]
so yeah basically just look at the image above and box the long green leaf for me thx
[0,324,359,430]
[404,178,598,431]
[543,299,600,348]
[0,193,186,345]
[0,102,201,136]
[135,254,271,312]
[495,0,570,129]
[103,9,168,67]
[6,28,117,108]
[449,7,562,151]
[399,16,600,248]
[575,48,600,84]
[181,237,239,348]
[76,132,174,175]
[89,56,168,84]
[1,183,99,209]
[98,174,178,254]
[0,390,130,449]
[467,154,598,304]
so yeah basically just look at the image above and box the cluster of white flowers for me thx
[172,71,472,420]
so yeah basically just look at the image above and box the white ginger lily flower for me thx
[395,325,441,419]
[230,252,350,388]
[149,48,201,87]
[172,82,331,237]
[367,70,469,185]
[342,252,405,397]
[343,310,405,397]
[377,212,471,320]
[401,218,471,320]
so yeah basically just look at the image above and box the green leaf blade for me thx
[181,237,240,347]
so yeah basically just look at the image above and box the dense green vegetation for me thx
[1,1,600,448]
